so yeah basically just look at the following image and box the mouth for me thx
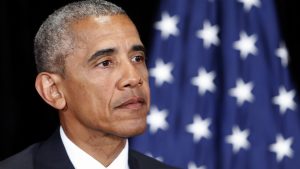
[115,96,146,110]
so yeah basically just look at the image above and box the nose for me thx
[118,63,143,89]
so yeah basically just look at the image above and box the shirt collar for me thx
[60,126,129,169]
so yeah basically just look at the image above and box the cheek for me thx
[142,65,149,78]
[63,77,111,116]
[90,80,117,121]
[74,92,113,131]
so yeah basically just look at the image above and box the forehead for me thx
[69,14,139,41]
[64,14,142,67]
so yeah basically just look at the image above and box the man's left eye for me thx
[131,55,144,63]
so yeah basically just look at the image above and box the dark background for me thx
[0,0,298,160]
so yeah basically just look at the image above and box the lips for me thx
[115,96,146,110]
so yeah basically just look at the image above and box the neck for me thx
[60,123,126,167]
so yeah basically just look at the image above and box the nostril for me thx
[122,78,143,88]
[138,78,143,86]
[124,84,131,88]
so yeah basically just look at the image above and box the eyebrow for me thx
[88,48,115,63]
[87,44,146,63]
[132,45,145,53]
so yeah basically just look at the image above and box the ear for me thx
[35,72,66,110]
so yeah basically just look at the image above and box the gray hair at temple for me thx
[34,0,126,75]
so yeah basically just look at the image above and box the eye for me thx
[131,55,145,63]
[97,60,113,68]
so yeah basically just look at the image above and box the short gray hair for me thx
[34,0,126,75]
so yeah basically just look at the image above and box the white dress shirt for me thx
[60,127,129,169]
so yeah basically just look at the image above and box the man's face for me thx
[59,15,150,138]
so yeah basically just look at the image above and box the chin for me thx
[116,120,147,138]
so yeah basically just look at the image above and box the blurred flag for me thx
[130,0,300,169]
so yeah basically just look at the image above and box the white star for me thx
[147,106,169,134]
[186,115,212,142]
[150,59,174,86]
[275,43,289,67]
[226,126,250,153]
[233,31,258,59]
[272,87,296,114]
[191,68,216,95]
[155,12,179,39]
[238,0,261,11]
[229,79,254,106]
[188,162,206,169]
[269,134,294,162]
[196,20,220,48]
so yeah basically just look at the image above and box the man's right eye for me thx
[97,60,113,68]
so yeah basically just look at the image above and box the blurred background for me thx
[0,0,299,169]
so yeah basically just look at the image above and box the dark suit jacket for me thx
[0,130,179,169]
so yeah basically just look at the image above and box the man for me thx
[0,0,179,168]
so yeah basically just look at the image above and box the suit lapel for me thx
[128,151,139,169]
[33,129,168,169]
[34,129,74,169]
